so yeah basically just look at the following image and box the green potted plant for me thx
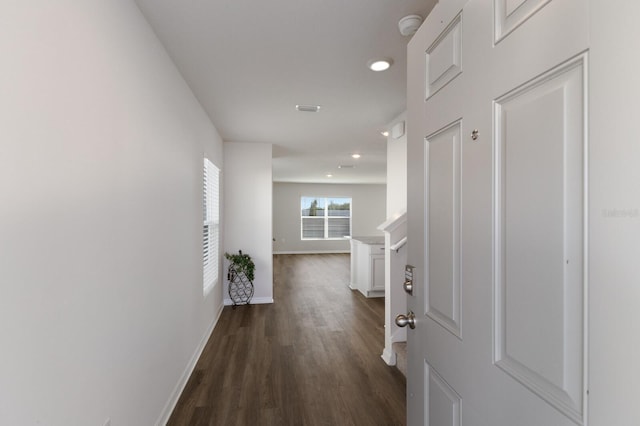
[225,250,255,282]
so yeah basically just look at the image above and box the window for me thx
[301,197,351,240]
[203,158,220,292]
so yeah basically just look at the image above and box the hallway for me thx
[168,254,406,425]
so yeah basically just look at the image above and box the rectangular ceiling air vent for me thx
[296,104,321,112]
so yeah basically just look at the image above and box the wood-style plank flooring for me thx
[167,253,406,426]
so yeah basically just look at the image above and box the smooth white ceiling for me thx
[134,0,437,183]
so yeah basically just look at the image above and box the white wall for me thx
[273,182,386,253]
[380,113,408,364]
[223,142,273,304]
[0,1,224,425]
[386,113,408,218]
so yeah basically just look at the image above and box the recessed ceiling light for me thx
[368,58,393,72]
[326,174,333,178]
[381,131,390,137]
[296,104,321,112]
[338,165,355,169]
[351,154,361,159]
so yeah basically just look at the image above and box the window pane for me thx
[328,217,350,238]
[302,217,325,238]
[301,197,325,217]
[203,158,220,292]
[327,198,351,216]
[300,196,351,239]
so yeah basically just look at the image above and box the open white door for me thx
[405,0,589,425]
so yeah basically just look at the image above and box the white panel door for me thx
[406,0,589,425]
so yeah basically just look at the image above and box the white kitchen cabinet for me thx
[349,236,385,298]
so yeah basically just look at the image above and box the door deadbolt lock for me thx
[403,265,415,295]
[396,311,416,329]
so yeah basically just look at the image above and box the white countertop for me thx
[350,236,385,245]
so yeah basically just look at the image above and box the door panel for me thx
[425,13,462,98]
[494,0,551,42]
[425,121,461,337]
[494,55,586,422]
[425,362,461,426]
[407,0,588,425]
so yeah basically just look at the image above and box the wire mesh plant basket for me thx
[228,265,254,306]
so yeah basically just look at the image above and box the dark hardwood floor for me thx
[167,253,406,426]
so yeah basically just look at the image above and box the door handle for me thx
[395,311,416,329]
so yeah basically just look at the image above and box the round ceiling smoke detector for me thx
[398,14,423,37]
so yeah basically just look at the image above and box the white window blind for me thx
[203,158,220,292]
[301,197,352,240]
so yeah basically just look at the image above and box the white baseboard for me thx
[155,302,223,426]
[223,296,274,306]
[273,250,350,255]
[381,347,397,366]
[364,290,385,298]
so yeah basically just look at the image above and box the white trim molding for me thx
[155,303,223,426]
[223,297,274,306]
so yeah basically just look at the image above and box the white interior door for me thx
[406,1,589,425]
